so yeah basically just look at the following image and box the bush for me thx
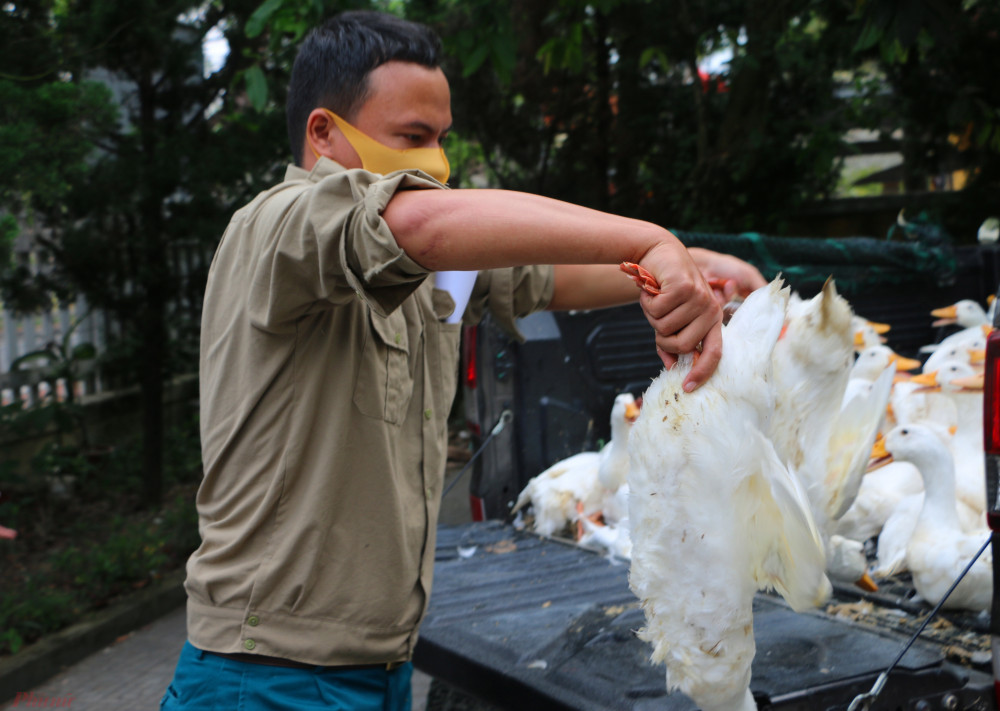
[0,416,203,656]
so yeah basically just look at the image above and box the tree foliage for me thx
[411,0,998,237]
[0,0,289,505]
[1,0,997,504]
[849,0,1000,239]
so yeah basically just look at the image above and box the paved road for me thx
[3,606,432,710]
[4,458,473,710]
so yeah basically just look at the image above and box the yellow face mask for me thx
[312,109,450,184]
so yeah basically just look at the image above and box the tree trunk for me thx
[137,62,166,507]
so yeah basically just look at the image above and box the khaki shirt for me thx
[185,159,554,666]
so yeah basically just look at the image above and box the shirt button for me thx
[425,487,433,499]
[395,333,402,344]
[244,639,256,651]
[424,409,432,420]
[247,615,259,627]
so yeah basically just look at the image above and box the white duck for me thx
[578,514,632,561]
[825,364,896,522]
[910,360,986,513]
[598,393,640,526]
[598,393,640,491]
[867,424,984,578]
[921,327,987,375]
[512,391,639,537]
[849,345,921,385]
[851,314,890,351]
[836,455,923,545]
[930,299,989,329]
[874,489,986,579]
[769,279,855,518]
[886,376,958,433]
[768,279,878,589]
[886,424,992,611]
[510,451,602,537]
[628,278,831,711]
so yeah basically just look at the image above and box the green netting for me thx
[672,228,957,297]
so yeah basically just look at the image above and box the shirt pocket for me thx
[353,308,413,424]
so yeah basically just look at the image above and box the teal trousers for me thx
[161,642,413,711]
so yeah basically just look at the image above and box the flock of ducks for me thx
[512,275,992,711]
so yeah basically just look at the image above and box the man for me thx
[161,10,765,710]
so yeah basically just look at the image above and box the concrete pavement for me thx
[3,606,433,710]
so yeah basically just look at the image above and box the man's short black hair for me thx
[286,10,443,166]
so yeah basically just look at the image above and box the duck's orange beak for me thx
[931,304,958,327]
[868,321,891,335]
[888,353,922,372]
[855,572,879,592]
[625,401,641,422]
[867,434,893,471]
[908,370,940,392]
[952,372,985,391]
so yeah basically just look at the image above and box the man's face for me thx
[333,60,452,168]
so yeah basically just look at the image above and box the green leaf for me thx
[639,47,668,71]
[244,65,268,112]
[976,123,994,148]
[246,0,285,39]
[11,350,56,371]
[71,343,97,361]
[853,21,882,53]
[462,43,491,78]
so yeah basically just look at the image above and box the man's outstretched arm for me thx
[382,188,761,390]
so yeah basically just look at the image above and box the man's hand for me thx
[688,248,767,305]
[632,242,724,392]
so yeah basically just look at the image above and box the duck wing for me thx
[823,364,895,522]
[743,428,832,612]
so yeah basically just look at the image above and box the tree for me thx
[417,0,999,239]
[415,0,859,233]
[0,0,290,505]
[849,0,1000,240]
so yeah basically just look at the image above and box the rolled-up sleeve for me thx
[243,163,445,329]
[464,265,555,340]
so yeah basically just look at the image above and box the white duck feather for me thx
[628,278,831,711]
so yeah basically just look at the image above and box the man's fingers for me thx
[722,280,742,302]
[646,297,723,354]
[656,347,677,370]
[637,275,703,321]
[682,324,723,391]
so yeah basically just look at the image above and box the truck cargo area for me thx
[414,521,994,711]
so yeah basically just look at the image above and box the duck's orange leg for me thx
[620,262,732,296]
[620,262,661,295]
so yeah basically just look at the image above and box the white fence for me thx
[0,239,209,409]
[0,298,109,407]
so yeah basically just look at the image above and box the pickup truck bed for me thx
[414,521,995,711]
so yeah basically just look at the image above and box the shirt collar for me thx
[284,157,347,183]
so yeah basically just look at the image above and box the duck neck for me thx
[916,449,961,528]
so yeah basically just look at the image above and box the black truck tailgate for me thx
[413,521,995,711]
